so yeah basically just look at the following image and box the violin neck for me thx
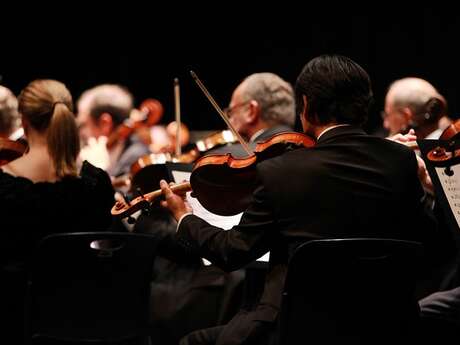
[144,181,192,202]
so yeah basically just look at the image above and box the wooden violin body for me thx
[106,98,164,149]
[0,138,28,166]
[112,132,315,218]
[127,130,237,194]
[427,119,460,164]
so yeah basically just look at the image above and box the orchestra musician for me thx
[207,72,296,158]
[383,77,451,139]
[0,79,114,344]
[159,55,445,345]
[0,85,20,139]
[0,85,27,166]
[76,84,150,178]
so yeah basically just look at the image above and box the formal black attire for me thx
[0,161,114,344]
[176,125,441,345]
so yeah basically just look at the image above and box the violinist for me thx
[0,85,28,166]
[77,84,150,178]
[0,80,114,343]
[0,85,20,138]
[383,77,450,139]
[160,55,443,345]
[208,72,296,158]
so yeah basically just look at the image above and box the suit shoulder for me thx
[256,148,314,174]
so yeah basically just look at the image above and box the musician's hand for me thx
[416,155,434,195]
[159,179,192,221]
[386,129,417,148]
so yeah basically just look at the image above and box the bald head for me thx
[384,77,446,136]
[77,84,133,123]
[385,78,444,109]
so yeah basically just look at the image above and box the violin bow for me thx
[174,78,182,157]
[190,71,252,155]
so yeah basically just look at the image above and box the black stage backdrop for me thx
[1,7,459,135]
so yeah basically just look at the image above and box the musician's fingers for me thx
[160,179,173,199]
[114,192,124,203]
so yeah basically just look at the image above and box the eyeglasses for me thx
[223,101,250,118]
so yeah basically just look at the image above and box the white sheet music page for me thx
[171,170,270,262]
[435,166,460,229]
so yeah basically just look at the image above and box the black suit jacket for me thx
[176,125,439,325]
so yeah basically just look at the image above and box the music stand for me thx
[418,139,460,234]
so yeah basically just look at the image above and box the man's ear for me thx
[246,100,260,125]
[300,95,310,132]
[98,113,114,137]
[401,107,415,125]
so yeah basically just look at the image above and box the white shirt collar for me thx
[317,124,351,140]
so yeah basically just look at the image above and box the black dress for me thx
[0,160,114,344]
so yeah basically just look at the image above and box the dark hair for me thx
[295,55,373,126]
[78,84,133,127]
[90,104,128,127]
[18,79,79,177]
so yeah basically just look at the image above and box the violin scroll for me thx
[427,119,460,163]
[111,181,191,218]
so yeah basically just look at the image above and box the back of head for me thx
[77,84,133,126]
[386,77,447,127]
[295,55,373,126]
[241,72,296,128]
[0,85,19,137]
[18,79,79,177]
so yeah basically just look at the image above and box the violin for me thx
[189,131,315,215]
[148,121,191,154]
[177,129,237,163]
[127,74,237,192]
[0,137,28,166]
[111,71,315,219]
[106,98,164,149]
[426,119,460,163]
[112,131,315,218]
[125,129,236,194]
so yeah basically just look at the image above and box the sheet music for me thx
[171,170,243,229]
[171,170,269,262]
[435,165,460,229]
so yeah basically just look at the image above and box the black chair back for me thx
[278,238,423,345]
[25,232,157,344]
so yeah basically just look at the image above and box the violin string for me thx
[190,71,252,155]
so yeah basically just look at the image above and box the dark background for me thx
[1,7,459,135]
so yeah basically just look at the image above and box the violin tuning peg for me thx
[127,216,136,224]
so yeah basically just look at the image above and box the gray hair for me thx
[77,84,133,124]
[387,77,445,115]
[240,73,295,127]
[0,86,19,136]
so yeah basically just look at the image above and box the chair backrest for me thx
[278,238,423,345]
[25,232,158,344]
